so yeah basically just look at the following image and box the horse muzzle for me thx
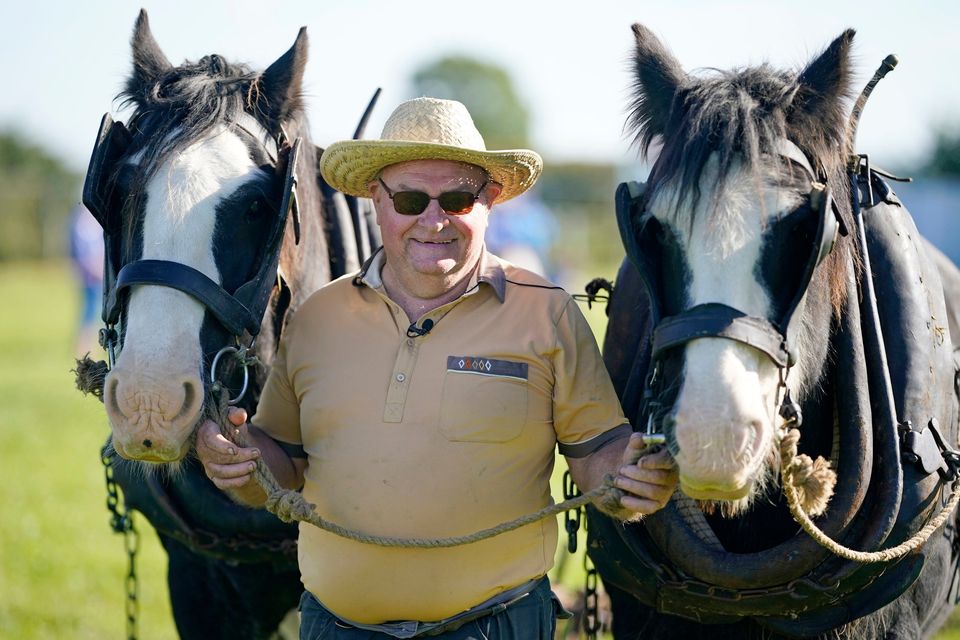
[103,366,203,462]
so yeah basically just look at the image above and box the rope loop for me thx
[780,426,960,563]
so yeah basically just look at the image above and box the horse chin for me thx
[692,448,781,518]
[111,434,193,464]
[105,437,190,480]
[674,440,771,508]
[681,481,751,502]
[697,496,755,519]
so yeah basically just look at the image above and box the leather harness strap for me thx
[652,302,793,368]
[109,260,261,337]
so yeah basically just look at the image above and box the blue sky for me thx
[2,0,958,172]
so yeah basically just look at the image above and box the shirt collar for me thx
[356,247,506,303]
[475,249,506,302]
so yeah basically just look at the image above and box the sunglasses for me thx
[378,177,488,215]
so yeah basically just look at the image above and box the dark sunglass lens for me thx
[392,191,430,215]
[438,192,476,214]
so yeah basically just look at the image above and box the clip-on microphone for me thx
[406,318,434,338]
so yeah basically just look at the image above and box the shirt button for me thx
[406,338,415,347]
[396,373,406,382]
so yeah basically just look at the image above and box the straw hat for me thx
[319,97,543,203]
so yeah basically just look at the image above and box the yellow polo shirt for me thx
[253,250,630,623]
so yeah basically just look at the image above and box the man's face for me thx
[372,159,501,294]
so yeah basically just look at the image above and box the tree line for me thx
[0,132,80,260]
[2,56,959,262]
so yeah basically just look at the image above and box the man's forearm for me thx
[226,425,303,507]
[565,435,636,520]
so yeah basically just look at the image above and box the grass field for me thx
[0,261,177,638]
[2,260,960,639]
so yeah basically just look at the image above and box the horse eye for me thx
[245,199,266,220]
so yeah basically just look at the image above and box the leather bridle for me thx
[617,140,846,437]
[82,111,303,403]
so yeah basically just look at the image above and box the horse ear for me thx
[628,23,686,156]
[256,27,308,132]
[130,10,172,90]
[788,29,855,141]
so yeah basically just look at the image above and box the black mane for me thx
[118,54,287,192]
[632,65,795,208]
[628,27,856,229]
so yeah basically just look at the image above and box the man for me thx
[68,202,104,355]
[197,97,677,639]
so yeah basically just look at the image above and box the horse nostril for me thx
[173,379,200,423]
[143,439,153,448]
[106,377,122,416]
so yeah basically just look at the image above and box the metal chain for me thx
[562,470,582,553]
[565,469,602,639]
[583,550,601,639]
[103,451,139,640]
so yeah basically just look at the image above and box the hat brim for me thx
[319,140,542,203]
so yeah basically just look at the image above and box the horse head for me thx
[90,11,326,464]
[624,24,860,515]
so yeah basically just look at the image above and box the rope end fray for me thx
[789,453,837,517]
[74,355,109,401]
[596,474,629,516]
[780,427,838,517]
[780,424,960,563]
[593,439,672,520]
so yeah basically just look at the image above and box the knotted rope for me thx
[208,387,639,548]
[780,426,960,563]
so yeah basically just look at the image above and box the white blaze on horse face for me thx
[657,156,804,503]
[105,126,261,462]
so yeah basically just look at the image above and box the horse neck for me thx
[280,115,330,305]
[790,263,841,404]
[251,114,330,375]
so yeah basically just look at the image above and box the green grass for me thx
[0,261,177,639]
[2,260,960,639]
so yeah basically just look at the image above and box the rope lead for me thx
[209,386,639,548]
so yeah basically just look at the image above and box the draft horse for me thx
[78,11,377,639]
[588,24,960,639]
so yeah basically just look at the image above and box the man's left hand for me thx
[612,433,677,516]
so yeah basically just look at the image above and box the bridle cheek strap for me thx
[652,303,794,369]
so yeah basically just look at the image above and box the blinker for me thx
[83,113,132,232]
[280,138,302,245]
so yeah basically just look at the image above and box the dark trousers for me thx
[299,578,569,639]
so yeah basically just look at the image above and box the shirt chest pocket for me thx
[439,357,529,443]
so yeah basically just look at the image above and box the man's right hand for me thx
[195,408,262,491]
